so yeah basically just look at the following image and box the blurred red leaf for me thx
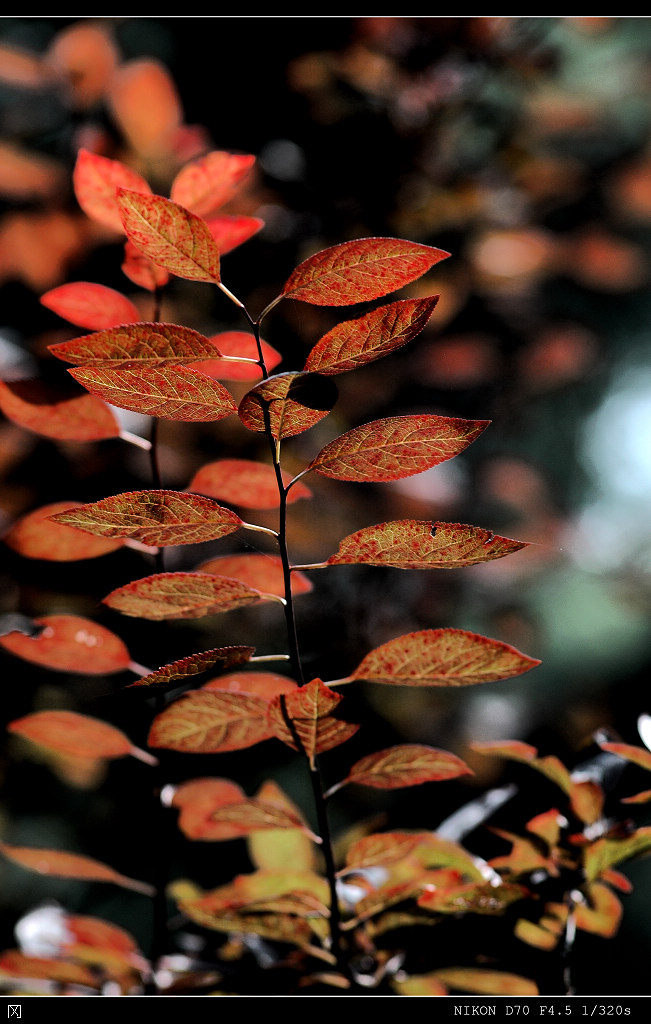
[308,415,489,482]
[238,371,338,439]
[49,490,243,546]
[267,678,359,766]
[202,671,298,699]
[8,710,134,761]
[103,571,267,620]
[337,744,473,791]
[208,798,317,839]
[41,283,140,331]
[196,553,312,598]
[281,237,450,306]
[106,57,183,157]
[73,149,151,234]
[50,323,227,368]
[189,458,311,508]
[170,151,256,218]
[418,881,528,915]
[149,689,273,754]
[0,842,153,896]
[121,239,170,291]
[171,777,246,840]
[303,296,439,375]
[3,501,124,561]
[190,331,281,382]
[206,214,265,255]
[125,646,254,695]
[0,950,99,990]
[0,378,119,441]
[575,881,623,937]
[0,614,130,675]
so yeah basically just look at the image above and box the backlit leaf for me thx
[73,149,152,234]
[470,741,575,799]
[121,239,170,291]
[149,689,273,754]
[70,364,237,421]
[0,842,153,896]
[189,458,311,508]
[308,415,489,482]
[432,967,538,996]
[281,237,450,306]
[171,777,246,840]
[107,57,182,158]
[116,189,221,283]
[418,881,528,915]
[344,832,484,881]
[196,553,312,598]
[49,323,227,368]
[3,501,123,561]
[338,745,473,791]
[583,827,651,882]
[575,882,623,937]
[0,949,100,990]
[8,710,134,761]
[41,282,140,331]
[170,150,256,218]
[598,741,651,773]
[125,646,254,695]
[177,891,316,946]
[515,916,563,951]
[103,571,266,620]
[208,798,317,839]
[248,780,318,872]
[303,296,439,375]
[202,671,297,699]
[392,974,449,996]
[238,371,338,439]
[267,678,359,766]
[50,490,243,546]
[0,614,130,675]
[0,378,119,441]
[190,331,281,381]
[339,628,540,687]
[207,214,264,255]
[324,520,527,569]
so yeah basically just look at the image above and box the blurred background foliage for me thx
[1,16,651,994]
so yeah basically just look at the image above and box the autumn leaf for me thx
[239,372,338,439]
[206,214,265,255]
[575,882,623,937]
[169,150,256,218]
[70,364,237,422]
[189,458,311,509]
[103,571,268,620]
[49,490,243,547]
[431,967,538,996]
[330,745,472,794]
[343,831,484,881]
[190,331,281,382]
[121,239,170,291]
[418,881,529,915]
[308,415,489,482]
[267,678,359,766]
[0,614,131,675]
[170,777,246,840]
[583,827,651,882]
[280,237,450,306]
[0,950,100,990]
[319,520,527,570]
[107,57,182,158]
[303,296,439,375]
[41,282,140,331]
[49,323,228,368]
[73,149,152,234]
[3,501,124,561]
[0,378,119,441]
[125,646,254,696]
[116,189,221,283]
[202,671,297,699]
[149,689,274,754]
[0,842,154,896]
[336,628,540,687]
[196,553,312,598]
[248,780,318,873]
[208,799,319,840]
[8,710,139,762]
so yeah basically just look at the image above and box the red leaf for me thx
[103,571,266,620]
[73,149,152,234]
[125,646,254,695]
[308,415,489,482]
[196,553,312,598]
[575,882,623,937]
[238,371,338,439]
[340,628,540,687]
[49,323,228,368]
[206,214,264,255]
[116,189,221,283]
[339,744,472,791]
[303,297,439,375]
[267,678,359,766]
[49,490,243,546]
[70,364,237,421]
[0,378,119,441]
[0,842,153,896]
[598,741,651,773]
[323,520,527,569]
[3,501,124,561]
[190,331,281,382]
[281,237,450,306]
[121,239,170,291]
[189,458,311,509]
[8,710,134,760]
[149,689,273,754]
[169,150,256,218]
[0,614,131,675]
[170,777,246,840]
[106,57,182,158]
[40,283,141,331]
[202,670,298,699]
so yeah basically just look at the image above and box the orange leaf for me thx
[196,553,312,598]
[41,282,140,331]
[191,331,281,382]
[149,689,273,754]
[0,614,130,675]
[73,149,152,234]
[50,490,243,547]
[116,189,221,283]
[598,740,651,773]
[418,881,529,915]
[103,571,266,620]
[171,777,246,840]
[3,501,124,561]
[49,322,228,368]
[170,150,256,217]
[575,881,623,937]
[340,628,540,687]
[238,371,338,439]
[0,842,153,895]
[106,57,183,157]
[308,415,489,482]
[583,827,651,882]
[0,378,119,441]
[8,710,133,761]
[281,237,450,306]
[432,967,538,996]
[189,458,311,508]
[339,744,472,791]
[121,239,170,291]
[267,678,359,766]
[208,798,318,839]
[70,364,237,422]
[304,296,439,375]
[125,646,254,696]
[324,520,527,569]
[206,214,265,255]
[0,949,99,990]
[202,671,297,699]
